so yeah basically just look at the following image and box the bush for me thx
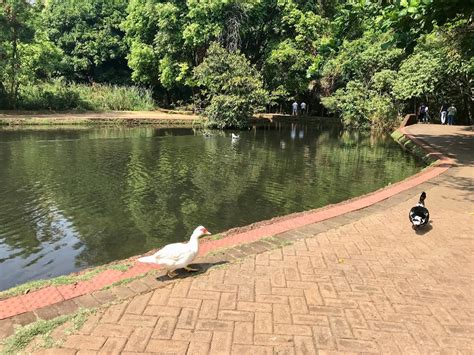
[16,81,155,111]
[75,84,155,111]
[194,43,268,128]
[19,83,86,110]
[205,95,252,129]
[321,80,399,130]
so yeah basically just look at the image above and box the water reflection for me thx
[0,122,423,290]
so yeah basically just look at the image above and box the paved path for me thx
[7,124,474,354]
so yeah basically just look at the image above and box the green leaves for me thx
[392,52,441,100]
[0,0,40,107]
[194,43,268,128]
[1,0,471,119]
[127,41,159,85]
[43,0,129,83]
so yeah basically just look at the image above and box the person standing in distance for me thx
[447,104,457,125]
[292,101,298,116]
[418,103,426,123]
[439,103,448,125]
[300,102,307,116]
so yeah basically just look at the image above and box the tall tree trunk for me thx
[10,20,19,109]
[461,75,472,125]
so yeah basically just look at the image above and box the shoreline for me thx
[0,110,339,126]
[0,110,202,126]
[0,121,458,324]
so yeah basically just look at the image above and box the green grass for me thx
[0,263,132,300]
[17,80,155,111]
[390,129,404,142]
[391,129,437,165]
[102,270,156,290]
[207,233,224,241]
[108,263,132,272]
[0,308,95,355]
[262,235,293,246]
[207,248,229,257]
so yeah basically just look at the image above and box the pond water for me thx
[0,122,423,290]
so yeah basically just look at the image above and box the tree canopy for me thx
[0,0,472,127]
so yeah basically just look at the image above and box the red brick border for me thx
[0,126,455,322]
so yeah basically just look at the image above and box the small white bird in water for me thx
[137,226,211,278]
[231,133,240,140]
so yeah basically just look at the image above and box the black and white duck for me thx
[409,192,430,230]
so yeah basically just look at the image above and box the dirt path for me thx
[0,110,201,125]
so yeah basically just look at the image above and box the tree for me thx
[123,0,259,98]
[0,0,36,108]
[123,0,193,104]
[393,19,473,123]
[316,0,474,127]
[380,0,474,52]
[0,0,471,123]
[320,31,403,128]
[258,1,328,107]
[194,42,267,128]
[43,0,130,83]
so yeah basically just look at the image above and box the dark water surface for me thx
[0,122,423,290]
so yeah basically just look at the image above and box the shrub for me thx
[204,95,252,129]
[321,80,399,130]
[19,82,86,110]
[194,43,268,128]
[74,84,155,111]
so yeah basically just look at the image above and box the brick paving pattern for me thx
[3,124,474,354]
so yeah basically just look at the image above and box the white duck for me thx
[137,226,211,278]
[231,133,240,141]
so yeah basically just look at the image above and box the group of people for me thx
[419,103,457,125]
[292,101,307,116]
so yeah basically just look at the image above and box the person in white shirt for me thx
[300,102,306,115]
[292,101,298,116]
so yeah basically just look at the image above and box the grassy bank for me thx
[391,129,438,165]
[8,82,155,112]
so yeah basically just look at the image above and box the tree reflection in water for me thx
[0,123,423,290]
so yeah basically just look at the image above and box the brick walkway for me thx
[6,124,474,354]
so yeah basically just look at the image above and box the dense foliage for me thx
[19,80,154,111]
[43,0,130,83]
[0,0,472,127]
[194,43,267,128]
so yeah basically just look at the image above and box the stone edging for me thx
[0,125,456,338]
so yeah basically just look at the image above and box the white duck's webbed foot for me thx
[167,270,178,278]
[184,266,199,272]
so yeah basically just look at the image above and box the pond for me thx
[0,122,423,290]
